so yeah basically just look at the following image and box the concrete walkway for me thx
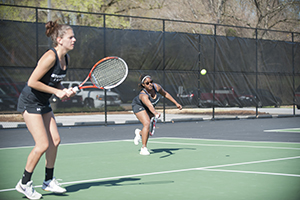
[1,107,299,129]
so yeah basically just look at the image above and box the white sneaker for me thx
[42,177,66,193]
[134,129,141,145]
[140,147,150,155]
[15,180,42,200]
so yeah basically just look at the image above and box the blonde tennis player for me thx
[15,20,76,199]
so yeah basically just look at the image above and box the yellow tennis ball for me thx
[201,69,207,75]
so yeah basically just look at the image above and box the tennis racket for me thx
[149,117,157,136]
[72,56,128,92]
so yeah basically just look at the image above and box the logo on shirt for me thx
[51,74,66,82]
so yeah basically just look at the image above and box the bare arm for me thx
[57,82,75,97]
[156,84,182,110]
[27,51,74,99]
[139,93,160,117]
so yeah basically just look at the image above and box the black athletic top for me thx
[17,48,68,113]
[132,83,160,107]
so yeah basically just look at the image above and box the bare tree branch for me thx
[187,0,198,19]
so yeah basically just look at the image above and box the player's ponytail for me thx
[45,20,72,47]
[45,20,58,37]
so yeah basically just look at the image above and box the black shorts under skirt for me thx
[132,103,152,114]
[17,92,52,114]
[132,103,145,113]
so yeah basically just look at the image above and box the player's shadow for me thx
[150,147,196,158]
[64,178,140,193]
[64,178,174,193]
[39,193,69,198]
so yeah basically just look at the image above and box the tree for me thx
[1,0,299,38]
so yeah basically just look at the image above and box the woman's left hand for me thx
[176,103,182,110]
[64,88,76,98]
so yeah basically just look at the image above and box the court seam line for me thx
[155,136,300,145]
[264,128,300,133]
[148,141,300,150]
[0,137,300,150]
[1,155,299,193]
[199,169,300,177]
[0,139,129,150]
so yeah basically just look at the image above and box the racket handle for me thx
[73,86,80,92]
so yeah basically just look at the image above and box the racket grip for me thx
[73,86,79,92]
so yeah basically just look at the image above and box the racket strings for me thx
[91,59,127,88]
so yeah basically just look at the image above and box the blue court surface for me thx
[0,117,299,200]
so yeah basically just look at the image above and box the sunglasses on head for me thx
[144,80,153,85]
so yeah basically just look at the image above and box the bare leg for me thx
[134,110,154,147]
[23,111,49,173]
[43,111,60,168]
[40,112,66,193]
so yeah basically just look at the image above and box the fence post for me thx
[198,34,201,108]
[255,28,258,117]
[163,19,166,122]
[35,8,39,62]
[103,14,107,125]
[212,24,216,119]
[292,32,295,116]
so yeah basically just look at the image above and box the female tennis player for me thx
[15,20,76,199]
[132,74,182,155]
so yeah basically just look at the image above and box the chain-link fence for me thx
[1,4,299,121]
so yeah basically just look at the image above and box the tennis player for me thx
[132,74,182,155]
[15,20,76,199]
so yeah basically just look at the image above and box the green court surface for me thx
[1,137,300,200]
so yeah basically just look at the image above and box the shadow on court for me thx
[40,193,69,198]
[150,148,196,158]
[64,178,174,193]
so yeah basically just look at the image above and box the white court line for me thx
[1,155,300,193]
[2,136,299,150]
[264,128,300,133]
[0,139,130,150]
[149,141,300,150]
[200,169,300,177]
[155,136,300,145]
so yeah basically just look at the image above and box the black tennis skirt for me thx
[17,86,52,114]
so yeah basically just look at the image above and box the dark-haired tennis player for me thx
[15,20,76,199]
[132,74,182,155]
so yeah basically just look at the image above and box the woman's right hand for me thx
[155,112,161,119]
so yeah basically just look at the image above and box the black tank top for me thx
[21,48,68,104]
[40,48,68,87]
[132,83,160,107]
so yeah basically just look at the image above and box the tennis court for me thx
[0,118,300,200]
